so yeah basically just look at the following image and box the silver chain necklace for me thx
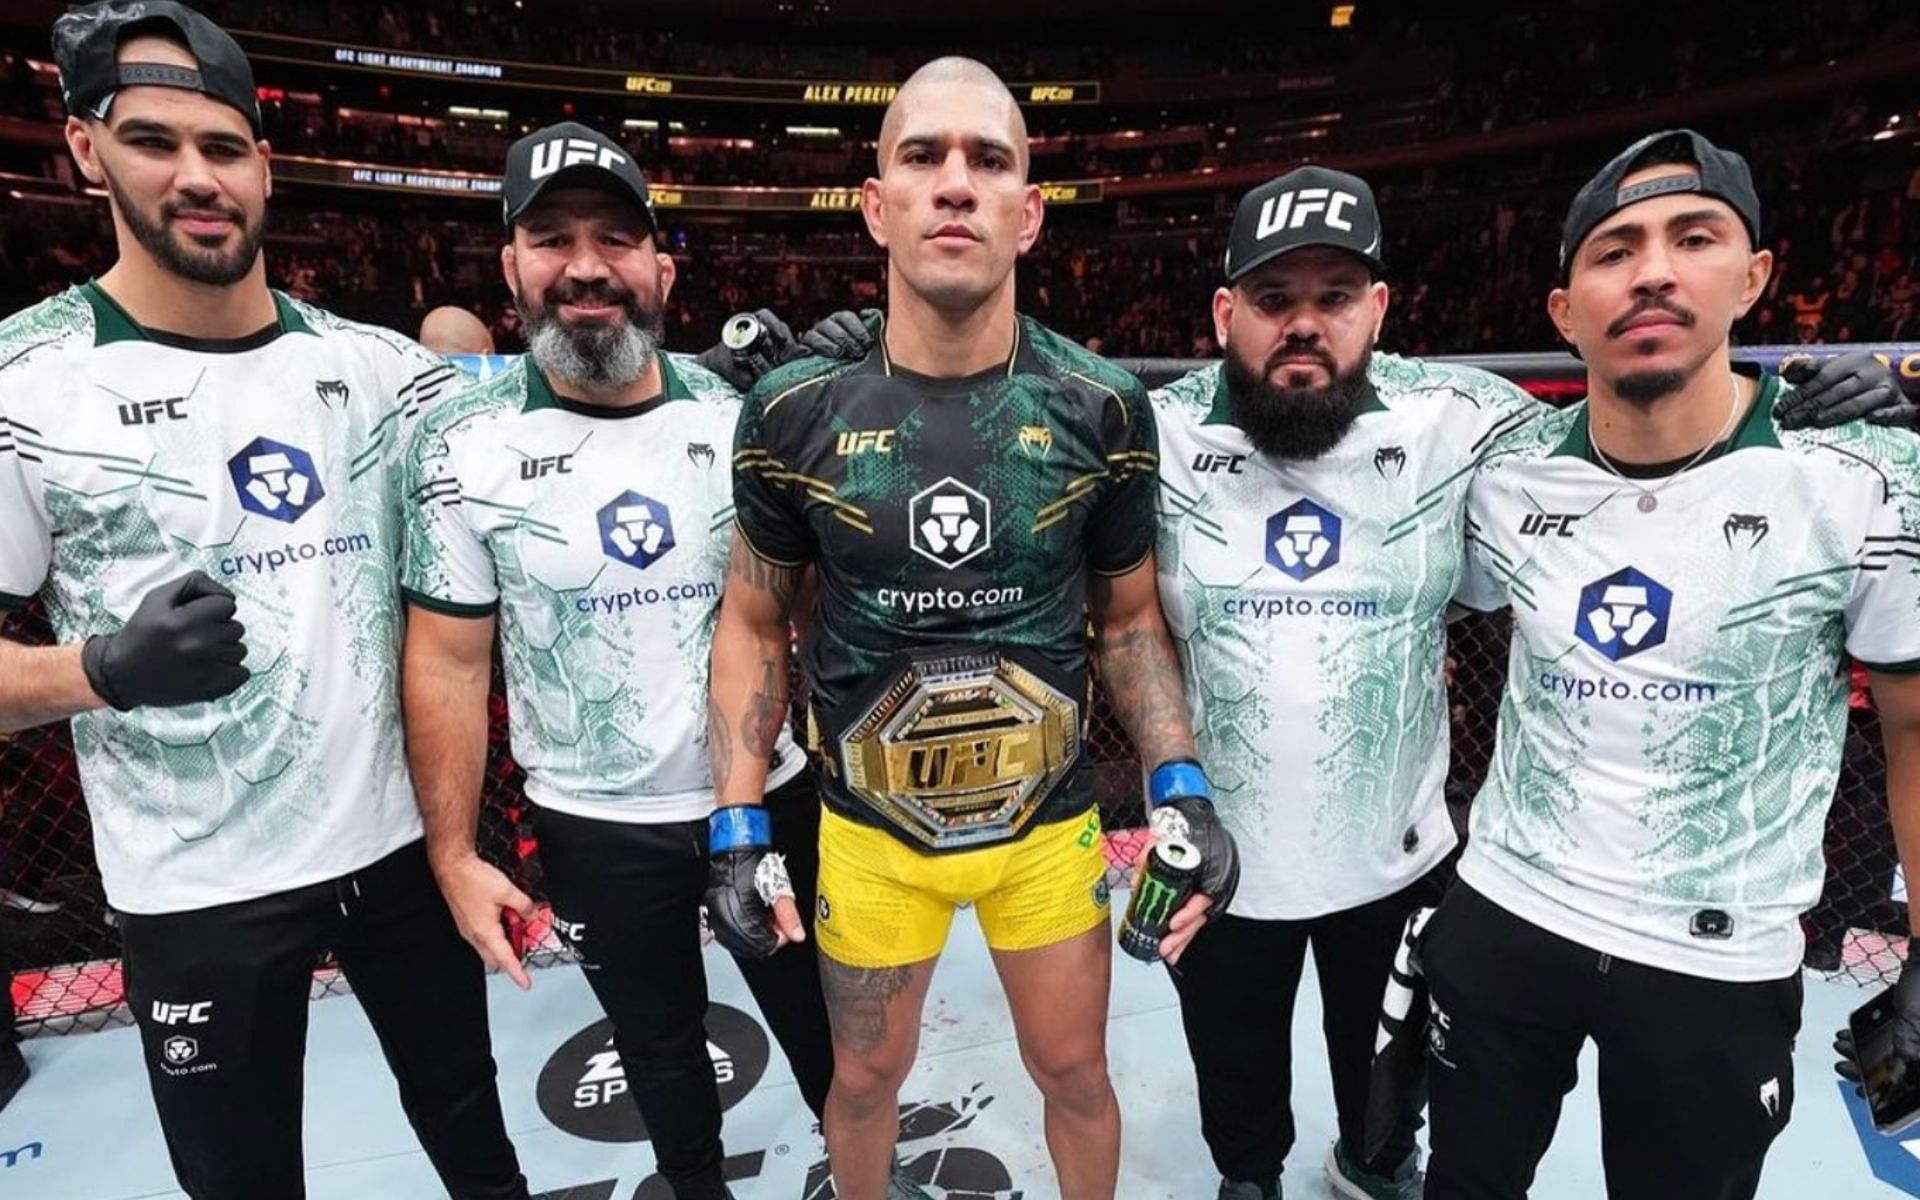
[1588,374,1743,514]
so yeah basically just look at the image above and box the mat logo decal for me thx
[537,1006,768,1143]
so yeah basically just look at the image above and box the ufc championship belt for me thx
[820,645,1082,851]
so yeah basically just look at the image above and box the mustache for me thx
[544,280,636,308]
[160,196,245,224]
[1606,296,1696,339]
[1265,340,1337,375]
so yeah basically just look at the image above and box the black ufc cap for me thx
[1560,130,1760,274]
[1224,166,1385,282]
[53,1,262,137]
[502,122,657,232]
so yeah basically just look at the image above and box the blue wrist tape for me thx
[1149,760,1212,810]
[709,806,772,854]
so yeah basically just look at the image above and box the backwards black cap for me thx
[1224,166,1385,282]
[1559,129,1760,275]
[501,122,657,233]
[53,1,262,137]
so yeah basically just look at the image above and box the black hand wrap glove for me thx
[81,570,249,710]
[1148,759,1240,916]
[702,806,792,960]
[1774,350,1916,430]
[694,309,802,391]
[1837,943,1920,1091]
[799,309,879,361]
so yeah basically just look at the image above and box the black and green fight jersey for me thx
[732,314,1158,835]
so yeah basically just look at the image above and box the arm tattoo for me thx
[707,702,735,793]
[741,657,787,760]
[1095,624,1197,767]
[728,543,803,617]
[819,957,918,1054]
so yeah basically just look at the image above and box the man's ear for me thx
[65,116,105,185]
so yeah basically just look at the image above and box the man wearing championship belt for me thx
[705,57,1238,1200]
[1432,130,1920,1199]
[1148,164,1913,1200]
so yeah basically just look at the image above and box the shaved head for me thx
[419,305,495,356]
[878,56,1028,178]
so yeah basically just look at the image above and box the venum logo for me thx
[1575,567,1673,662]
[1265,497,1342,581]
[910,477,991,570]
[596,490,676,569]
[1724,513,1769,548]
[536,1008,769,1143]
[1373,446,1406,478]
[228,437,325,524]
[314,380,350,408]
[687,442,716,469]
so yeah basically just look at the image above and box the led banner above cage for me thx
[234,31,1101,106]
[269,155,1106,209]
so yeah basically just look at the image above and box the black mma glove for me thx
[1147,759,1240,915]
[694,309,803,391]
[703,806,796,960]
[81,570,249,710]
[799,309,879,361]
[1774,350,1916,430]
[1837,944,1920,1091]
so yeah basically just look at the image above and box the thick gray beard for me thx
[524,308,661,389]
[1612,368,1690,408]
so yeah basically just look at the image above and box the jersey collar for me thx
[1201,357,1390,426]
[523,352,689,416]
[83,280,316,350]
[1551,367,1780,470]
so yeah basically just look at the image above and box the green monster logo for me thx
[1132,873,1183,928]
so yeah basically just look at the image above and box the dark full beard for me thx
[1612,368,1690,408]
[1223,341,1375,461]
[107,172,262,287]
[518,278,665,389]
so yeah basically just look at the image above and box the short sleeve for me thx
[1845,478,1920,673]
[0,400,50,610]
[730,378,819,566]
[1086,376,1159,576]
[1455,497,1511,613]
[400,413,498,617]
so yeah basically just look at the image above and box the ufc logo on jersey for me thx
[151,1000,213,1026]
[1192,452,1246,474]
[1520,512,1581,537]
[521,454,575,479]
[118,397,188,426]
[836,430,895,456]
[1256,188,1358,239]
[529,138,629,179]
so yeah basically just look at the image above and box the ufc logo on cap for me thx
[1256,188,1359,239]
[529,138,628,179]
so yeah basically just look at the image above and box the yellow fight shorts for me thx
[815,805,1111,969]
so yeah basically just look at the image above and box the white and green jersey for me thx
[401,355,802,824]
[0,282,459,914]
[1153,355,1540,919]
[1458,373,1920,981]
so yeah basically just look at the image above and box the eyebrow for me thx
[112,118,252,152]
[1590,208,1734,247]
[894,132,1019,160]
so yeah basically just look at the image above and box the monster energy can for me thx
[1119,834,1201,962]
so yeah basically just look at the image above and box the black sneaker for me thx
[1217,1176,1281,1200]
[0,1043,27,1115]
